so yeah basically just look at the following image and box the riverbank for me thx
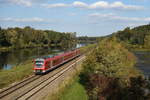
[0,44,63,52]
[0,47,12,52]
[0,60,33,89]
[120,43,150,52]
[78,39,149,99]
[0,43,82,70]
[129,48,150,52]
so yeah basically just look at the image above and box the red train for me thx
[33,49,80,74]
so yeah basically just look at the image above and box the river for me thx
[134,51,150,77]
[0,44,85,70]
[2,45,149,76]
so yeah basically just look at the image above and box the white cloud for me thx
[41,1,144,11]
[89,13,150,22]
[41,3,68,8]
[0,17,45,22]
[89,13,115,18]
[0,0,47,6]
[0,0,145,10]
[2,0,32,7]
[6,0,32,7]
[89,1,109,9]
[110,1,143,10]
[72,1,88,8]
[86,1,143,10]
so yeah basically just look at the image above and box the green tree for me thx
[0,26,77,49]
[80,38,146,100]
[0,28,10,46]
[82,38,138,78]
[144,34,150,48]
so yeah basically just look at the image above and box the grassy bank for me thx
[0,47,12,52]
[58,77,88,100]
[45,76,88,100]
[0,60,33,89]
[44,57,89,100]
[130,48,150,52]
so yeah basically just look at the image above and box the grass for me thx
[0,60,33,89]
[58,77,88,100]
[46,77,88,100]
[0,47,12,52]
[131,48,150,52]
[45,64,88,100]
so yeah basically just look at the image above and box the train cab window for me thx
[35,61,44,68]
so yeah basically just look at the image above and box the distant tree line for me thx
[0,26,77,49]
[111,24,150,49]
[77,36,101,43]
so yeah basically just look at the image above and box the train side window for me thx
[45,62,48,66]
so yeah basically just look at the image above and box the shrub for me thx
[79,38,150,100]
[82,38,140,79]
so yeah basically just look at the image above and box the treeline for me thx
[78,24,150,99]
[0,26,77,49]
[112,24,150,49]
[80,38,150,100]
[77,36,101,43]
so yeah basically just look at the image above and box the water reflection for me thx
[0,48,57,70]
[134,51,150,76]
[0,43,85,70]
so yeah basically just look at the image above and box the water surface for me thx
[0,43,85,70]
[134,51,150,76]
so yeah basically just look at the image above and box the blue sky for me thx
[0,0,150,36]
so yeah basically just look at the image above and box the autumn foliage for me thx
[80,38,150,100]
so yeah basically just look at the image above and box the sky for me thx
[0,0,150,36]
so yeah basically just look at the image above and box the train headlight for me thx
[43,70,45,73]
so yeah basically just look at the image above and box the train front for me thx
[33,58,45,74]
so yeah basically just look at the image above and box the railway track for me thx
[0,55,85,100]
[0,75,41,99]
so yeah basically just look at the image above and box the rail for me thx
[0,55,85,100]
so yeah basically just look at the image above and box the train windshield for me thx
[35,60,44,68]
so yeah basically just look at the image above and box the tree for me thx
[80,38,146,100]
[144,34,150,48]
[0,29,10,46]
[0,26,77,49]
[82,38,138,78]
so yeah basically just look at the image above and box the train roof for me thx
[35,49,79,61]
[37,52,64,60]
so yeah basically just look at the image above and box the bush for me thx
[79,44,96,55]
[79,38,150,100]
[82,38,140,78]
[80,74,150,100]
